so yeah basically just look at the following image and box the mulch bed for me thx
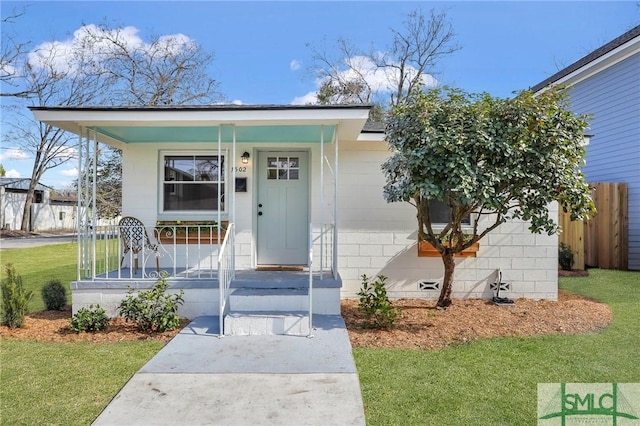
[2,290,611,351]
[342,289,611,350]
[0,306,188,343]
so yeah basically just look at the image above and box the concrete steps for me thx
[225,288,312,336]
[224,311,310,336]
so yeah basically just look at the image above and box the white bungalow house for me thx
[29,104,558,335]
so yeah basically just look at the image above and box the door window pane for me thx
[267,156,300,180]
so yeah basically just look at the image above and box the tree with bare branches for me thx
[3,22,222,230]
[308,9,459,116]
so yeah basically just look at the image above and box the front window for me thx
[162,154,224,212]
[424,199,471,226]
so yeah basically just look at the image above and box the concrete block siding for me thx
[337,216,559,301]
[337,140,559,301]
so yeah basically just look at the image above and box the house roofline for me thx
[531,25,640,93]
[28,103,373,112]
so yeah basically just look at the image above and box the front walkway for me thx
[92,315,365,425]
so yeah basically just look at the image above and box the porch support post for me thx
[319,125,324,275]
[76,128,83,281]
[91,129,98,279]
[231,124,236,275]
[217,125,222,244]
[333,125,339,280]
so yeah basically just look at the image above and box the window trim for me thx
[158,150,227,219]
[424,199,474,230]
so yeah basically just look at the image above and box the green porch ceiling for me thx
[94,125,336,144]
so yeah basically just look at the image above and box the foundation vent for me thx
[419,281,440,291]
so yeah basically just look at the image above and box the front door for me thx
[256,151,309,265]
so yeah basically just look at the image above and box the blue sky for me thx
[1,1,638,188]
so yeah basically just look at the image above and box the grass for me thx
[1,243,77,311]
[1,340,164,425]
[354,269,640,425]
[0,243,164,425]
[2,241,638,425]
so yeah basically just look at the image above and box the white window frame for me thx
[425,199,474,230]
[158,150,227,219]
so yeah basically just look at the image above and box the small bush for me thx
[1,264,33,328]
[69,305,110,332]
[357,274,400,329]
[559,242,575,271]
[42,279,67,310]
[117,274,184,332]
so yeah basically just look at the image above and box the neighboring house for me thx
[30,105,559,335]
[532,25,640,270]
[0,178,77,231]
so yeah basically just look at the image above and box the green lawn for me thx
[2,242,638,425]
[1,243,77,311]
[355,269,640,425]
[1,340,164,425]
[1,243,162,425]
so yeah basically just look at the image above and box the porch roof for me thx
[29,104,372,149]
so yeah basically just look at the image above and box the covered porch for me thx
[30,104,371,335]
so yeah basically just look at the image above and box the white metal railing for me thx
[306,222,336,337]
[217,222,235,336]
[79,222,227,280]
[312,223,335,279]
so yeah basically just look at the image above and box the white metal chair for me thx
[118,216,160,274]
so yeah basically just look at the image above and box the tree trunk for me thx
[436,251,456,308]
[20,184,36,232]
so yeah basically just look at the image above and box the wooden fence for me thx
[558,182,628,270]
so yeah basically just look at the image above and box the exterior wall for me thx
[336,140,559,301]
[119,137,559,302]
[1,190,27,230]
[1,189,76,231]
[121,141,337,270]
[568,53,640,270]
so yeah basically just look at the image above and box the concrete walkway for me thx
[92,315,366,426]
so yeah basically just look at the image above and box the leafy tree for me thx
[382,86,594,308]
[309,9,459,119]
[0,164,5,177]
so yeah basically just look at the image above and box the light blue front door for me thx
[257,151,309,265]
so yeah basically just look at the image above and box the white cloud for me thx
[0,148,29,161]
[27,24,196,76]
[5,169,20,178]
[290,59,301,71]
[60,167,78,177]
[231,99,243,105]
[291,91,318,105]
[53,146,78,159]
[293,54,438,105]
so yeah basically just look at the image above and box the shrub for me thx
[1,264,33,328]
[117,274,184,332]
[69,305,110,332]
[559,242,575,271]
[357,274,400,329]
[42,279,67,310]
